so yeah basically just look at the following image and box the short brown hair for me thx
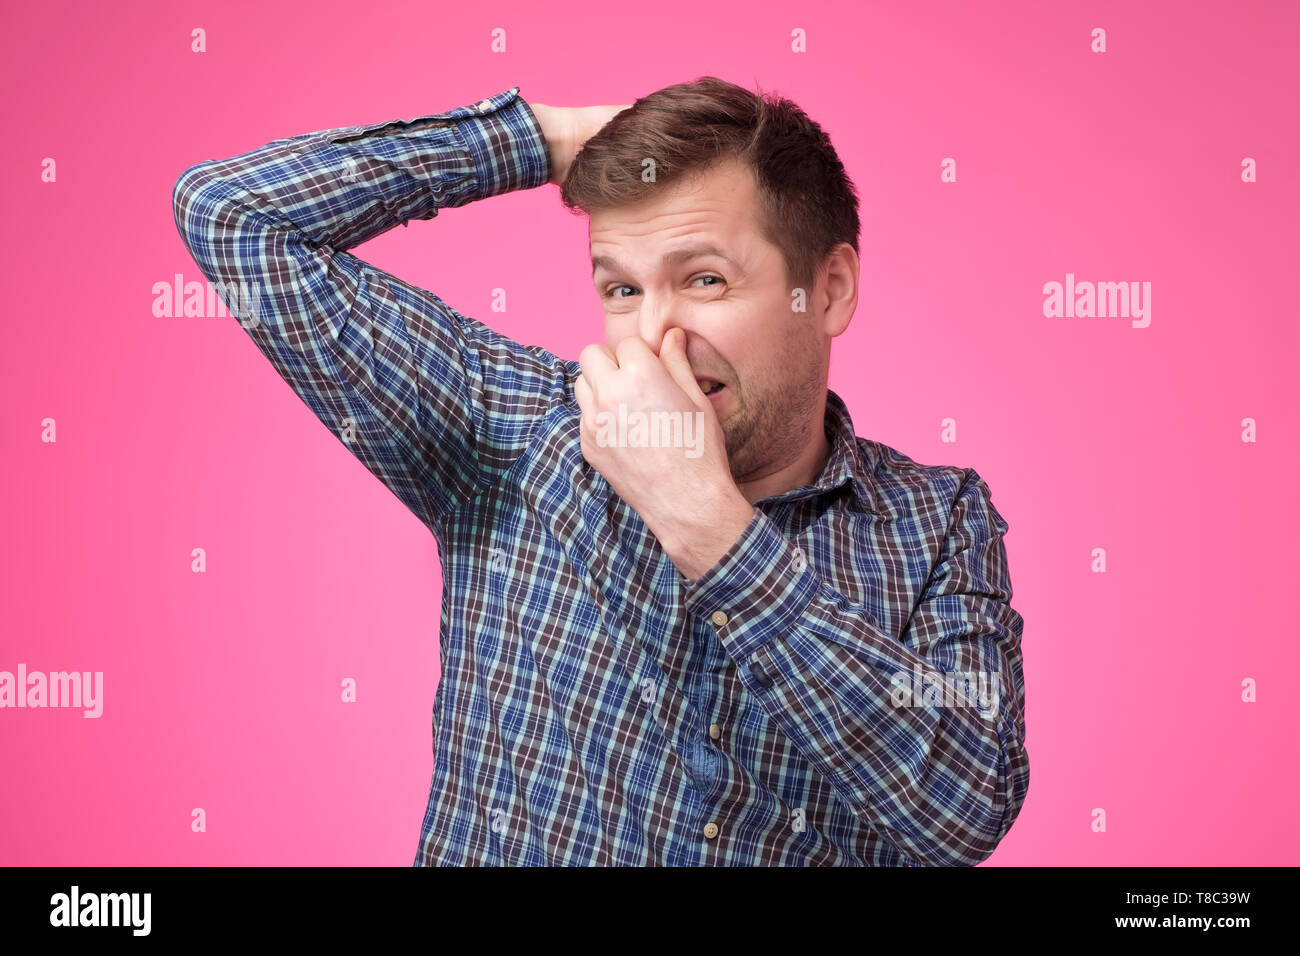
[560,76,861,293]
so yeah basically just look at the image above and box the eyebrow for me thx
[591,244,740,279]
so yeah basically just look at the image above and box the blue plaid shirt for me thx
[171,86,1029,866]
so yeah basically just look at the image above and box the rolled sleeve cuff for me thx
[681,508,819,662]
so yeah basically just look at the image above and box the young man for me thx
[171,76,1028,866]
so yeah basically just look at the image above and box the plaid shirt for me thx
[171,86,1029,866]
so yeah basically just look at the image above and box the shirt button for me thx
[708,723,721,740]
[703,822,719,839]
[710,610,729,627]
[476,98,493,111]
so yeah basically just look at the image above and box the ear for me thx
[820,243,859,338]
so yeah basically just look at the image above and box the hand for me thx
[528,102,631,187]
[575,328,755,578]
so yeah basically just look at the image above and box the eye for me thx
[603,284,638,299]
[692,274,724,288]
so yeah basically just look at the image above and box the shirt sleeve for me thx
[680,469,1029,866]
[169,87,564,532]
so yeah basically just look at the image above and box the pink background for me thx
[2,0,1296,865]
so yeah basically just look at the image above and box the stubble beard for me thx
[720,329,828,487]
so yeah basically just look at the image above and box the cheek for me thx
[603,317,636,348]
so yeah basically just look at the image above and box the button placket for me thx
[749,646,774,688]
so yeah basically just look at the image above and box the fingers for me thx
[613,335,652,365]
[657,328,705,401]
[578,332,705,408]
[574,370,592,412]
[576,343,617,397]
[578,342,618,378]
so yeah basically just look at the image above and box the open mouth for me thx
[696,378,727,397]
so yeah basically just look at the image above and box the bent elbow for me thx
[908,751,1030,867]
[171,161,220,247]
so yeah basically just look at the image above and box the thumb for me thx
[659,328,704,401]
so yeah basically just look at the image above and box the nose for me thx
[636,292,678,356]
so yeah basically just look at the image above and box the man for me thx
[171,76,1028,866]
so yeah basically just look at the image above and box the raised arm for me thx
[170,88,616,531]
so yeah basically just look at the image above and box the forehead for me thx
[588,158,762,272]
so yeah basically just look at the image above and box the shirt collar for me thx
[758,388,881,514]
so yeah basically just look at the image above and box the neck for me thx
[733,395,832,505]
